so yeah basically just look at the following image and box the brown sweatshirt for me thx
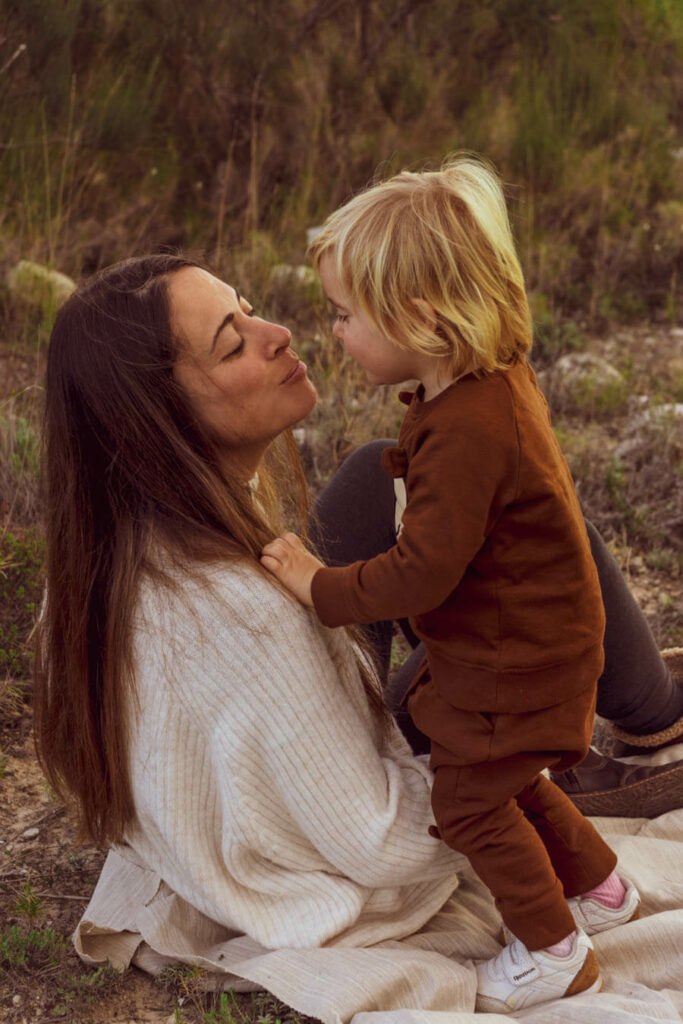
[311,358,605,713]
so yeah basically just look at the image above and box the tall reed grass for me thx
[0,0,681,319]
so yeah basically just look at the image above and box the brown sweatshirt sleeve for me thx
[311,390,520,628]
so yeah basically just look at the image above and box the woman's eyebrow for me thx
[210,312,235,352]
[210,288,243,352]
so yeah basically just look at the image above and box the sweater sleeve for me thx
[156,569,461,891]
[312,403,519,627]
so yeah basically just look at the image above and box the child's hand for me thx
[260,532,324,608]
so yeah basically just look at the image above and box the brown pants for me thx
[409,683,618,950]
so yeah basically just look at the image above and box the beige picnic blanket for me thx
[75,803,683,1023]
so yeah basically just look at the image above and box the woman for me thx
[34,254,682,956]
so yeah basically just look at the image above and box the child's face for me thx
[318,255,424,387]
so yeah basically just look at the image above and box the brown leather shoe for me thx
[550,747,683,818]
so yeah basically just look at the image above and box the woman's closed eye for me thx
[222,340,244,360]
[335,312,350,325]
[221,310,256,359]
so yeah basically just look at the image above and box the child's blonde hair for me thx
[309,153,533,378]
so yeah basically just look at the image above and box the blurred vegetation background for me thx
[1,0,682,321]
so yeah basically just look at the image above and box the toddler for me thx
[261,155,640,1014]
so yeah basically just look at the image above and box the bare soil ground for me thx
[0,710,179,1023]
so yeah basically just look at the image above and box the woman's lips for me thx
[281,360,307,384]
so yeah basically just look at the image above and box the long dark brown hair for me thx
[33,254,314,846]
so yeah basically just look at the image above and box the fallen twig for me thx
[0,41,26,77]
[35,891,90,902]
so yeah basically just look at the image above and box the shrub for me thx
[0,401,42,527]
[0,527,44,684]
[1,0,682,321]
[0,924,68,972]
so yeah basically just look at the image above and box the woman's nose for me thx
[260,318,292,355]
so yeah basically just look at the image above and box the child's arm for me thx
[308,408,519,628]
[261,532,324,608]
[264,382,519,627]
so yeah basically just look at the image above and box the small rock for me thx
[555,352,624,386]
[616,397,683,457]
[641,402,683,424]
[7,259,76,310]
[552,352,625,408]
[12,994,21,1006]
[268,263,324,311]
[21,827,39,840]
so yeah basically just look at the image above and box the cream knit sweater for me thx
[124,561,462,950]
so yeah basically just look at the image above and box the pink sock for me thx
[582,871,626,909]
[543,930,576,957]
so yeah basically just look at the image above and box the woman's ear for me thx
[411,298,438,331]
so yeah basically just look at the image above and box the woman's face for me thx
[170,267,317,473]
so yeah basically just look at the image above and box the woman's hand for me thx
[260,532,324,608]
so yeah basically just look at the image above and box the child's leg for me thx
[514,773,618,899]
[430,752,616,949]
[418,685,617,948]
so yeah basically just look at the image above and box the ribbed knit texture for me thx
[123,561,462,949]
[581,871,626,909]
[543,930,577,956]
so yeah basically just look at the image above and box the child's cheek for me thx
[342,337,357,359]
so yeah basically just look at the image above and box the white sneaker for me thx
[567,876,641,935]
[475,928,602,1014]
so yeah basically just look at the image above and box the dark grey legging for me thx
[310,439,683,754]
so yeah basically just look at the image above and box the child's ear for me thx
[411,298,438,331]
